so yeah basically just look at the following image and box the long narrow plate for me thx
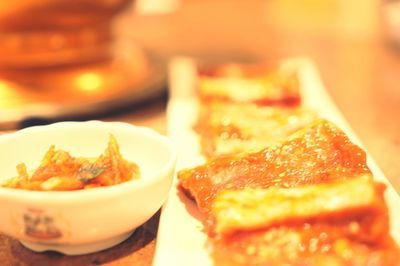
[153,57,400,266]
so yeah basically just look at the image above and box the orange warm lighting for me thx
[76,73,103,92]
[0,80,23,108]
[0,80,16,98]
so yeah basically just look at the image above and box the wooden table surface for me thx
[1,0,400,265]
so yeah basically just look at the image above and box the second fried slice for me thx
[195,102,316,157]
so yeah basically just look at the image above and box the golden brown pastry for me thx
[195,101,316,157]
[198,63,300,106]
[211,176,399,266]
[179,119,370,229]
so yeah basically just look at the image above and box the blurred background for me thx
[0,0,399,189]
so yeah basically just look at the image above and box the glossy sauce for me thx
[179,119,370,220]
[213,218,399,266]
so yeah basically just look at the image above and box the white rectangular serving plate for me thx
[153,57,400,266]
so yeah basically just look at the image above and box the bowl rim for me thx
[0,120,177,203]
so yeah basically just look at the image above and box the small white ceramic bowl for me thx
[0,121,176,255]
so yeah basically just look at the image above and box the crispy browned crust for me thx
[197,64,301,107]
[194,102,317,158]
[178,119,371,225]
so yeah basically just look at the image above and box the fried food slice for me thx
[212,174,382,236]
[212,222,399,266]
[198,64,300,106]
[211,179,399,266]
[195,102,316,157]
[178,119,370,224]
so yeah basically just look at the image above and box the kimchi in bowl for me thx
[0,121,177,255]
